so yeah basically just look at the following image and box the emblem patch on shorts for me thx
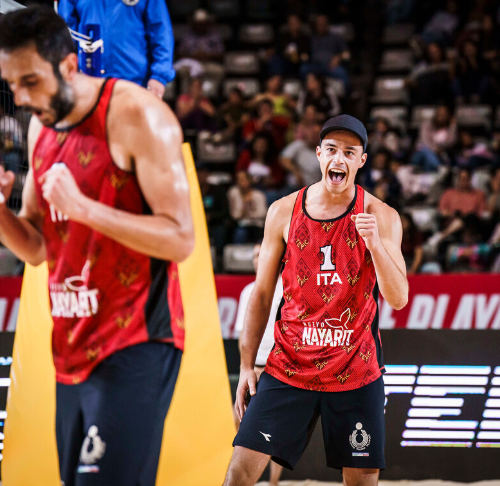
[349,422,371,451]
[80,425,106,464]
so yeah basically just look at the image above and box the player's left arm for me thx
[352,204,408,310]
[39,91,194,263]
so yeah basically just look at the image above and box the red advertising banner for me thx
[0,274,499,334]
[0,277,22,331]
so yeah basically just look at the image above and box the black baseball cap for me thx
[319,114,368,152]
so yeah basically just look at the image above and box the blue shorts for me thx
[233,372,385,470]
[56,342,182,486]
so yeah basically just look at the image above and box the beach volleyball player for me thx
[0,6,193,486]
[224,114,409,486]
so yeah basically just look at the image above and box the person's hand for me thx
[329,54,342,70]
[351,213,381,252]
[147,79,165,98]
[0,166,15,206]
[39,164,87,222]
[235,367,258,421]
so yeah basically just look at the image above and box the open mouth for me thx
[328,168,346,184]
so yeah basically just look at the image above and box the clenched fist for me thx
[0,166,15,205]
[351,213,381,252]
[39,164,87,222]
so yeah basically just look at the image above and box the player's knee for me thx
[343,467,379,486]
[223,463,254,486]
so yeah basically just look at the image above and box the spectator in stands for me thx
[266,14,310,76]
[280,122,323,190]
[447,220,491,272]
[296,73,341,120]
[428,168,487,248]
[228,171,268,244]
[176,77,216,131]
[455,129,495,168]
[400,213,424,274]
[219,87,250,142]
[242,99,290,151]
[198,166,230,256]
[251,75,293,118]
[452,40,495,103]
[294,104,322,140]
[479,14,500,76]
[487,167,500,217]
[0,104,23,173]
[411,105,457,172]
[368,117,403,154]
[420,0,460,46]
[406,43,453,104]
[59,0,174,97]
[236,132,284,201]
[176,9,225,82]
[361,149,401,210]
[301,14,351,92]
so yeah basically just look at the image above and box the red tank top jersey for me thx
[32,78,184,385]
[265,185,385,392]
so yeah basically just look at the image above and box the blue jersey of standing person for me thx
[58,0,175,86]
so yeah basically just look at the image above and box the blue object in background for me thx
[78,24,102,77]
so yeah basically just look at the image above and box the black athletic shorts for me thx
[56,342,182,486]
[233,372,385,470]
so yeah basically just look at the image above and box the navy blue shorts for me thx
[234,372,385,470]
[56,342,182,486]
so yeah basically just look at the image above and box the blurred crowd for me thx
[2,0,500,274]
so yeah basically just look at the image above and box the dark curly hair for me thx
[0,5,76,75]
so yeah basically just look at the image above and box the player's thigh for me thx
[223,446,271,486]
[320,376,386,470]
[234,372,320,469]
[56,383,85,486]
[75,342,182,486]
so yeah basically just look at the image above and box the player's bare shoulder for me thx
[106,80,182,171]
[266,190,300,243]
[364,190,401,238]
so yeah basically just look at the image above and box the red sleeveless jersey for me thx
[265,185,384,392]
[32,78,184,385]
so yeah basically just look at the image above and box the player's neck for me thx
[317,181,356,207]
[54,74,106,130]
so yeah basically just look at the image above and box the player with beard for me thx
[224,114,408,486]
[0,6,193,486]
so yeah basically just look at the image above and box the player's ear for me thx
[316,143,322,159]
[59,53,78,81]
[358,152,368,169]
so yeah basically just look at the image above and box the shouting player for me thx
[0,6,193,486]
[224,114,408,486]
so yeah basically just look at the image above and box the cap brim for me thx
[319,126,366,150]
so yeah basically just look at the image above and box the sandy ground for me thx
[256,482,500,486]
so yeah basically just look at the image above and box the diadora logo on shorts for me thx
[80,425,106,466]
[259,431,272,442]
[302,309,353,347]
[349,422,371,452]
[50,261,99,318]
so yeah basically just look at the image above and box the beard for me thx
[25,73,76,128]
[47,74,76,127]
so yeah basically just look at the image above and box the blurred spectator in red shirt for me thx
[242,99,290,150]
[400,213,424,274]
[439,169,486,217]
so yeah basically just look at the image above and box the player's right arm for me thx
[0,117,46,266]
[235,194,294,421]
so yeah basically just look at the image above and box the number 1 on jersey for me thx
[320,245,336,271]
